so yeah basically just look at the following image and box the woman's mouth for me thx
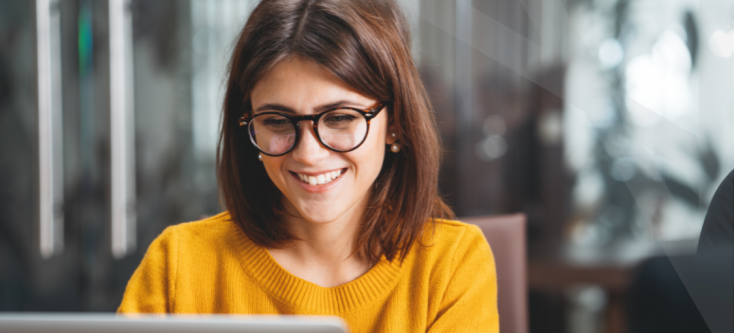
[292,169,344,186]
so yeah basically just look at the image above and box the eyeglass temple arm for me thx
[364,102,386,119]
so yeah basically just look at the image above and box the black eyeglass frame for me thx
[238,102,387,157]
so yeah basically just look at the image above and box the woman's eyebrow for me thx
[253,103,295,113]
[315,100,364,111]
[253,100,365,114]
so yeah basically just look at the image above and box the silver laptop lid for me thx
[0,314,348,333]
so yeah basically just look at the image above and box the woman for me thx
[118,0,499,331]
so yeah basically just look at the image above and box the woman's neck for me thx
[267,199,373,288]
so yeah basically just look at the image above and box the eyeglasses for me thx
[239,102,386,157]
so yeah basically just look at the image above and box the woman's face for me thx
[250,57,395,225]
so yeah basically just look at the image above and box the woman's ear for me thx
[385,125,398,145]
[384,105,397,145]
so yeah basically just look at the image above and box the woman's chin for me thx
[296,208,345,225]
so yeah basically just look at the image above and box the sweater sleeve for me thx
[428,224,500,333]
[117,226,179,314]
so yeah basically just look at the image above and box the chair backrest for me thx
[461,214,528,333]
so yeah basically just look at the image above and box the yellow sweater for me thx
[118,212,499,332]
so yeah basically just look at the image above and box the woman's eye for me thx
[262,117,290,126]
[324,114,357,124]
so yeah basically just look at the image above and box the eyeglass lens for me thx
[248,109,368,155]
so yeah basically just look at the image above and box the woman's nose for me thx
[291,123,330,164]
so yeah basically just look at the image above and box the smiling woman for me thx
[118,0,499,332]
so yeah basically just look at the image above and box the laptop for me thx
[0,314,348,333]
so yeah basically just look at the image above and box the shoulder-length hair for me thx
[217,0,454,262]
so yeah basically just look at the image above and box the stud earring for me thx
[390,143,401,153]
[391,132,397,138]
[258,153,263,161]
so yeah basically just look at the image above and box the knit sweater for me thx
[118,212,499,332]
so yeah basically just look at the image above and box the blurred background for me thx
[0,0,732,332]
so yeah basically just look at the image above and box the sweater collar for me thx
[229,216,404,314]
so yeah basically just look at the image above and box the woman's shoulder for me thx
[416,219,493,265]
[163,211,235,235]
[119,212,242,313]
[429,219,488,247]
[150,211,240,251]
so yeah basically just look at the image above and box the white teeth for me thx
[296,170,343,185]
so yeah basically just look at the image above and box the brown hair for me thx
[217,0,454,262]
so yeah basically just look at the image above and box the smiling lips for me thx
[295,169,343,185]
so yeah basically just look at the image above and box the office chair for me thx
[462,214,528,333]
